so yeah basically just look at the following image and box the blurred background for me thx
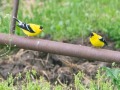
[1,0,120,48]
[0,0,120,89]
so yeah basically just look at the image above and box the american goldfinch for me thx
[13,17,43,36]
[89,32,107,47]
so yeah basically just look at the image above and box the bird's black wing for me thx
[17,23,35,33]
[99,38,108,45]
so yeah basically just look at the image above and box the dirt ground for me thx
[0,34,117,86]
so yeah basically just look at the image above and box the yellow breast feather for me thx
[22,24,42,36]
[89,32,107,48]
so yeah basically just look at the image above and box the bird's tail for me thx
[13,16,24,28]
[13,16,22,24]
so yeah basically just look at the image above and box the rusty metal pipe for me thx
[0,33,120,63]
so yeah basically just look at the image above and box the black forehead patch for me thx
[40,26,43,29]
[90,32,94,37]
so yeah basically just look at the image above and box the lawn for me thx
[0,0,120,90]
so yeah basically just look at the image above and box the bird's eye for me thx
[90,33,94,37]
[40,26,43,30]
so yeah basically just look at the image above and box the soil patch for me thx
[0,36,117,85]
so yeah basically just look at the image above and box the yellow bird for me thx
[89,32,107,47]
[13,17,43,37]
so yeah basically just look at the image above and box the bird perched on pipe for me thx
[89,32,107,48]
[13,17,43,37]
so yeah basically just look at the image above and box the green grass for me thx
[74,69,116,90]
[103,66,120,89]
[0,68,117,90]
